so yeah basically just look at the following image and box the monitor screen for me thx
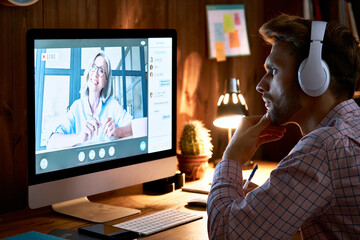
[27,29,177,217]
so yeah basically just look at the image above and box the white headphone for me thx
[298,21,330,97]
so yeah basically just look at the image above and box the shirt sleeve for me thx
[53,102,78,135]
[116,109,132,127]
[207,134,333,240]
[106,97,133,127]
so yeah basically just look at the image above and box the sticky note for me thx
[229,30,240,48]
[215,41,226,62]
[214,22,225,42]
[234,13,241,25]
[223,14,235,33]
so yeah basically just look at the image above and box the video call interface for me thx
[33,37,173,175]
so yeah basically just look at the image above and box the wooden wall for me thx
[0,0,302,213]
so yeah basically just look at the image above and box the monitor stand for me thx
[52,197,140,223]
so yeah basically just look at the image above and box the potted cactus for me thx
[178,120,213,181]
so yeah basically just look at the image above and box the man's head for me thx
[256,14,360,125]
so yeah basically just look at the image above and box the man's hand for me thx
[243,181,258,195]
[223,113,286,165]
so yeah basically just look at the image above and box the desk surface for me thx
[0,161,301,240]
[0,184,209,239]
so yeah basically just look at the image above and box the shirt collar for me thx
[81,95,103,117]
[317,99,359,128]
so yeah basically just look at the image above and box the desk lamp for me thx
[213,78,249,141]
[213,78,253,169]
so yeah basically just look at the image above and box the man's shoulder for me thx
[302,119,359,152]
[313,100,360,140]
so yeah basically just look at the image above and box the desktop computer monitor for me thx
[27,29,177,222]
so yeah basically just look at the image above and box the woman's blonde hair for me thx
[81,50,113,103]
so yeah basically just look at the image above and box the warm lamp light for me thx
[213,78,253,169]
[213,78,249,141]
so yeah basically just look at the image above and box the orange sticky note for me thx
[215,41,226,62]
[229,30,240,48]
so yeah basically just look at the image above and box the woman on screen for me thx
[47,51,133,149]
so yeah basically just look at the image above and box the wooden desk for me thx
[0,161,300,240]
[0,184,208,239]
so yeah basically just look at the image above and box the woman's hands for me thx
[79,117,101,142]
[79,117,117,141]
[103,117,117,138]
[223,113,286,166]
[79,117,133,142]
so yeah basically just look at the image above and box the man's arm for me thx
[207,115,332,239]
[223,114,286,166]
[208,150,332,239]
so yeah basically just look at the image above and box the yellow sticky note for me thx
[223,14,235,33]
[229,30,240,48]
[215,41,226,62]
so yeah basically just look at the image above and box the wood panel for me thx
[0,3,14,213]
[0,0,303,213]
[10,5,28,212]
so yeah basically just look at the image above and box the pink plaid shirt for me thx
[208,99,360,239]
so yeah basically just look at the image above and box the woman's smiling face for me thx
[88,55,108,95]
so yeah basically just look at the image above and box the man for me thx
[207,14,360,239]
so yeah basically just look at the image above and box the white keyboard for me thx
[113,209,203,236]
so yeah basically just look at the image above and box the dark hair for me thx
[259,14,360,100]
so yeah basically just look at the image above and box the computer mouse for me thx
[187,196,208,207]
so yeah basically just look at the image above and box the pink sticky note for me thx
[234,13,241,25]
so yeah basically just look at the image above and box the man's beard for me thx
[267,84,302,125]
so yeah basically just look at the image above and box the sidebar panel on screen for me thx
[147,38,172,153]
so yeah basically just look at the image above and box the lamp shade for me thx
[213,78,248,129]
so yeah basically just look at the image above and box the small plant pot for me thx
[177,154,209,181]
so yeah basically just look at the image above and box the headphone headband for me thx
[310,21,327,42]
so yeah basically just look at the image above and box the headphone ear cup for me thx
[298,21,330,97]
[298,58,307,85]
[298,57,330,97]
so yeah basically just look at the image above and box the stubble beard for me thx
[268,85,302,126]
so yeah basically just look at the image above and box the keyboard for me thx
[113,209,203,236]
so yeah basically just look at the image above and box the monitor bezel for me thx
[27,28,177,186]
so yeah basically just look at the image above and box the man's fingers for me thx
[259,134,285,145]
[252,113,271,134]
[261,125,287,136]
